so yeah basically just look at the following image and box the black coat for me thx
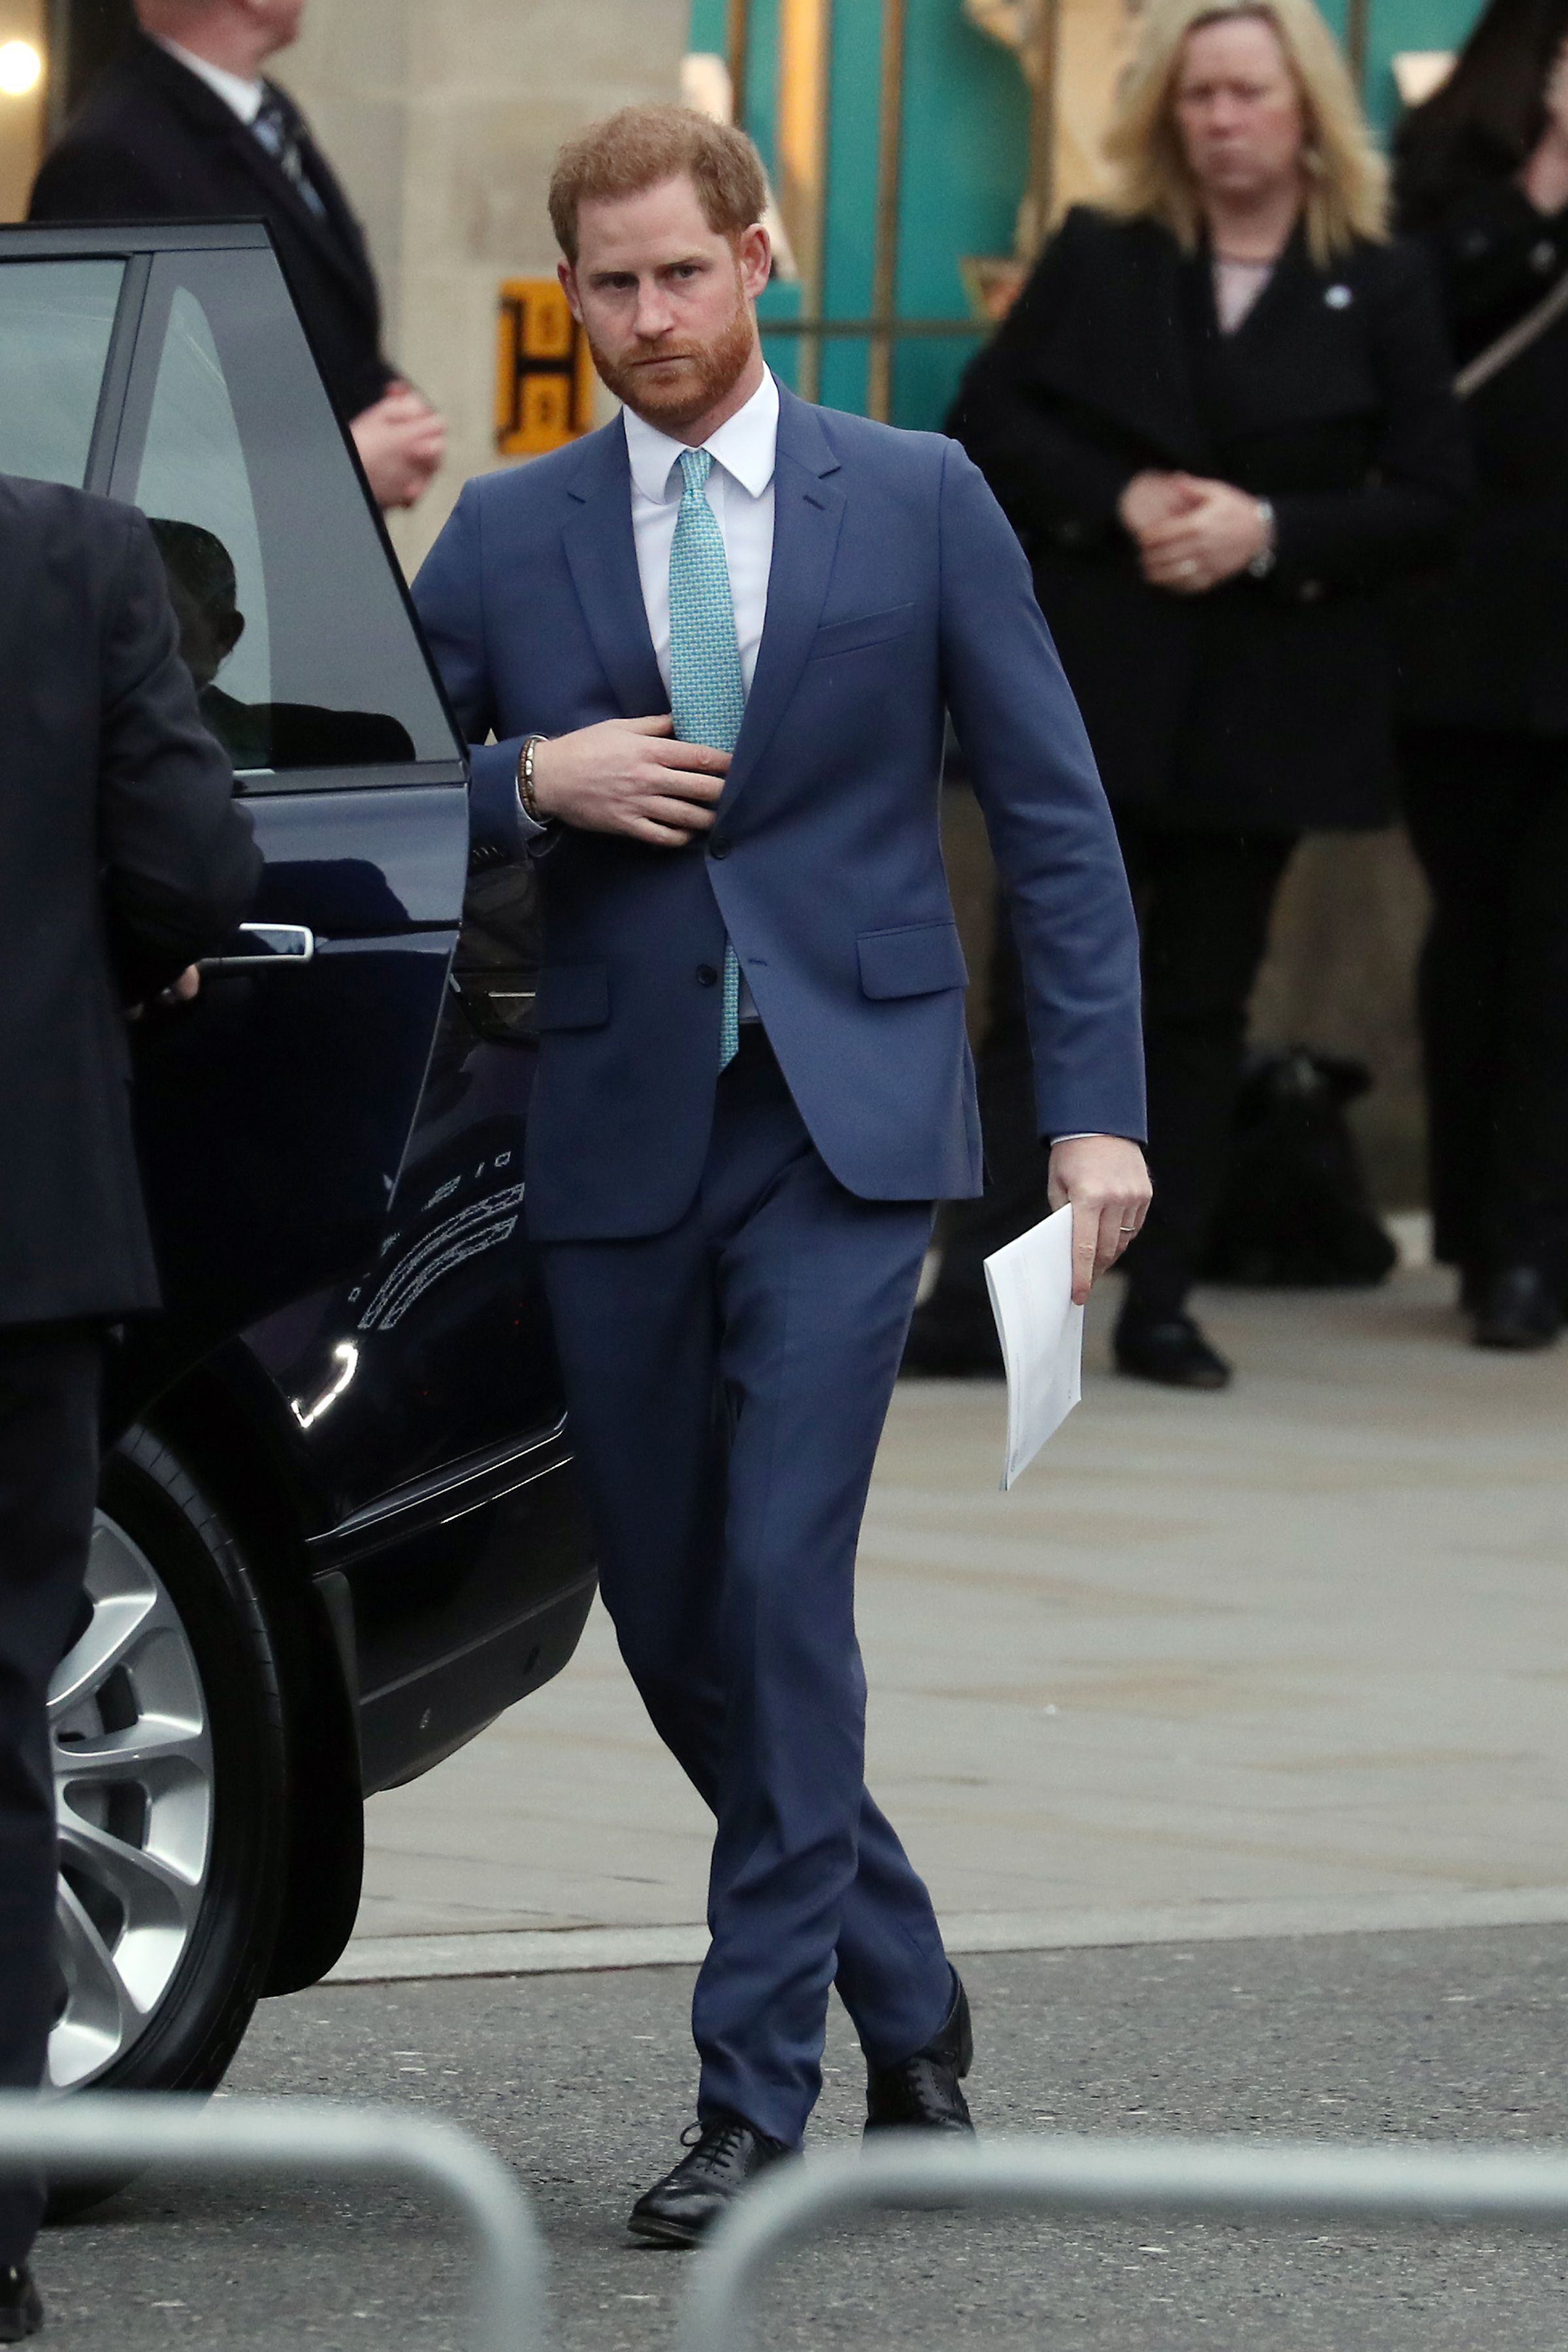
[29,32,393,423]
[949,206,1469,830]
[1392,140,1568,736]
[0,478,261,1326]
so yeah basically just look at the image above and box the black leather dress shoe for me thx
[627,2115,792,2248]
[1472,1265,1562,1351]
[1114,1309,1232,1391]
[0,2267,42,2344]
[901,1300,1004,1378]
[866,1972,975,2135]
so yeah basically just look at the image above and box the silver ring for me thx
[1179,559,1198,576]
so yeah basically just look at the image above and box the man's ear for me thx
[737,222,772,302]
[558,259,583,322]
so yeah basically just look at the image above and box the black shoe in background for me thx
[901,1299,1004,1378]
[1115,1307,1233,1391]
[627,2115,792,2248]
[866,1971,975,2136]
[1471,1266,1562,1351]
[0,2268,42,2344]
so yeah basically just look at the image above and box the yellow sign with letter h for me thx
[495,279,596,458]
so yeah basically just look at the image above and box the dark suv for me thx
[0,221,595,2108]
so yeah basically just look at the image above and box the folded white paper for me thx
[983,1202,1084,1490]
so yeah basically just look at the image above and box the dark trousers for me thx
[926,814,1296,1322]
[540,1030,951,2148]
[0,1323,103,2265]
[1401,726,1568,1284]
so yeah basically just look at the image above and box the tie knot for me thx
[678,446,714,497]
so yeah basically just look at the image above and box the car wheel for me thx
[46,1427,288,2207]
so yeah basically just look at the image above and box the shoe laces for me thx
[679,2115,753,2165]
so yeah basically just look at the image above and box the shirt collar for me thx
[155,36,265,125]
[623,367,779,506]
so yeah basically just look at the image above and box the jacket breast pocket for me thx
[533,962,610,1030]
[857,921,968,1000]
[809,602,917,661]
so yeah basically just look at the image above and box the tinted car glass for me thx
[114,247,457,784]
[0,259,122,487]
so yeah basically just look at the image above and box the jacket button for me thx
[696,964,718,987]
[1299,580,1323,604]
[709,838,730,860]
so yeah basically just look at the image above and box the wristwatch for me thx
[517,734,549,823]
[1247,499,1278,580]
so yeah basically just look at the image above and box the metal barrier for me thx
[680,2130,1568,2352]
[0,2091,547,2352]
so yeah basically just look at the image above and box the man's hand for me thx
[127,966,201,1021]
[1137,480,1269,594]
[1117,469,1206,543]
[1047,1135,1152,1305]
[351,381,447,510]
[530,717,730,847]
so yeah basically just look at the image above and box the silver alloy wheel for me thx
[48,1511,216,2091]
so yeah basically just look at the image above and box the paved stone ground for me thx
[35,1266,1568,2348]
[36,1927,1568,2350]
[351,1267,1568,1953]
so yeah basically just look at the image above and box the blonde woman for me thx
[933,0,1469,1390]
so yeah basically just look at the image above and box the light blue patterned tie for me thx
[668,446,745,1070]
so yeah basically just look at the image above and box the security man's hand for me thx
[529,717,730,847]
[1047,1135,1153,1305]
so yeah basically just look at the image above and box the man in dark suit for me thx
[29,0,444,512]
[414,105,1150,2247]
[0,475,259,2341]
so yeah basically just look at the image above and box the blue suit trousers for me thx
[540,1032,954,2145]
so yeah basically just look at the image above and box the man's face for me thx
[561,174,770,434]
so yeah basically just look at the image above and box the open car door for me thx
[0,224,471,1418]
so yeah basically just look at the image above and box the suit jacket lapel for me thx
[561,419,668,718]
[238,86,375,310]
[723,385,845,804]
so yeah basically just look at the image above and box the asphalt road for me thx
[33,1924,1568,2349]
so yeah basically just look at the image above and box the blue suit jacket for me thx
[413,385,1145,1241]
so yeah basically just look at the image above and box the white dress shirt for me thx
[620,370,779,1019]
[622,366,778,694]
[154,36,264,125]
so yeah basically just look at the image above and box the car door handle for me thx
[199,923,317,972]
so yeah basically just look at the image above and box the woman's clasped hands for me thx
[1117,468,1272,593]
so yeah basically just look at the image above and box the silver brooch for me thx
[1324,284,1352,308]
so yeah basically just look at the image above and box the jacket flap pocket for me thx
[810,601,916,660]
[857,921,968,1000]
[534,962,610,1030]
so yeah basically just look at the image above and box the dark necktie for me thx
[252,88,327,220]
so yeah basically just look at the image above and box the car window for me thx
[0,259,123,488]
[137,288,272,713]
[114,247,459,785]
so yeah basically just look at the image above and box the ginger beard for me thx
[586,257,757,435]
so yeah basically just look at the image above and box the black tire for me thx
[46,1426,289,2216]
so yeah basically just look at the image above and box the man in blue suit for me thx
[414,103,1149,2246]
